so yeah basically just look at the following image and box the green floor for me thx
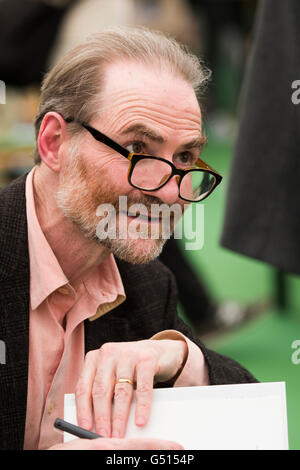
[178,136,300,450]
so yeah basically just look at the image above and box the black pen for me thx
[54,418,102,440]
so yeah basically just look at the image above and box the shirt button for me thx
[58,286,69,295]
[48,402,55,415]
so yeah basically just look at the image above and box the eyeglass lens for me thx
[130,158,216,201]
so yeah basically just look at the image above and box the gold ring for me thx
[115,378,134,386]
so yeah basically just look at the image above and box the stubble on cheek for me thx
[55,153,120,239]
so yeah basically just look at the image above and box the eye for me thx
[126,141,145,154]
[175,151,197,167]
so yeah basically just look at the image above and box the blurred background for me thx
[0,0,299,449]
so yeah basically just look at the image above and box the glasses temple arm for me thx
[65,118,130,159]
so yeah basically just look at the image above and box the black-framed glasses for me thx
[65,117,222,202]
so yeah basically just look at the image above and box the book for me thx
[63,381,289,450]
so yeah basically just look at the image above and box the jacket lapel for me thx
[0,174,30,450]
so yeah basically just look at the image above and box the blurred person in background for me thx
[221,0,300,303]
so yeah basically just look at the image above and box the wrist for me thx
[170,339,188,381]
[154,339,188,386]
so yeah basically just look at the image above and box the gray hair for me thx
[34,26,211,163]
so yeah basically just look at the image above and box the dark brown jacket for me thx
[0,174,257,450]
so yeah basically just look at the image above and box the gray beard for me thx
[97,235,167,264]
[55,190,167,264]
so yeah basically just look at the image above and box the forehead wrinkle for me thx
[102,103,201,129]
[102,78,195,102]
[109,106,201,134]
[99,86,202,141]
[99,89,168,119]
[101,61,201,118]
[100,88,201,126]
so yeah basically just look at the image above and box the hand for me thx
[75,339,188,438]
[49,437,184,450]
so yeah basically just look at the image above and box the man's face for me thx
[55,60,203,264]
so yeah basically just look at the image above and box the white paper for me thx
[64,382,289,450]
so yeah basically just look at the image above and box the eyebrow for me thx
[121,123,207,150]
[121,124,165,143]
[181,136,207,151]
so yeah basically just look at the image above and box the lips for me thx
[126,211,161,223]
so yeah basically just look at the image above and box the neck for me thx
[33,165,110,288]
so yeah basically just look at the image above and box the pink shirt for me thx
[23,167,208,450]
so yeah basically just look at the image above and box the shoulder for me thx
[0,173,27,215]
[0,174,29,280]
[0,173,28,245]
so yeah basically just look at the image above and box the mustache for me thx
[106,193,170,213]
[126,195,167,214]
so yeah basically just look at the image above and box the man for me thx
[0,27,256,450]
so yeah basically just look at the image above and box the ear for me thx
[37,112,68,172]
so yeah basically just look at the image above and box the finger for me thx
[107,438,185,450]
[75,351,98,431]
[92,357,115,438]
[111,367,135,438]
[48,438,100,450]
[134,360,155,427]
[48,437,184,450]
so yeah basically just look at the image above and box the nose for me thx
[142,175,180,205]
